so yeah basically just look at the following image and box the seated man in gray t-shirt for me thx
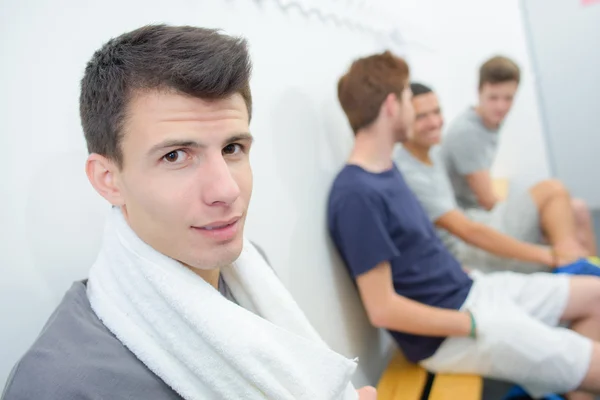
[440,56,596,259]
[395,83,589,273]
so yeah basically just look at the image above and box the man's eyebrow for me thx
[147,133,254,156]
[147,140,203,156]
[224,133,254,145]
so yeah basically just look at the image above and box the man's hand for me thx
[552,248,585,267]
[357,386,377,399]
[466,170,498,211]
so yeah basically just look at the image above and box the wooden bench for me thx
[377,351,482,400]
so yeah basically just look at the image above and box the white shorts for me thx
[458,191,548,274]
[420,271,593,398]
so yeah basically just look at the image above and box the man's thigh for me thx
[482,271,570,325]
[559,275,600,322]
[490,191,542,244]
[421,286,592,398]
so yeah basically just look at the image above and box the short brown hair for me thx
[80,24,252,168]
[337,51,409,133]
[479,56,520,89]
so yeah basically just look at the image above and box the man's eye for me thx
[163,150,186,163]
[223,143,243,155]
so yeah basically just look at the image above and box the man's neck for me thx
[403,142,432,166]
[188,266,221,290]
[347,123,396,172]
[475,106,500,131]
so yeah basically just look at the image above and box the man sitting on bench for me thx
[440,56,596,257]
[328,50,600,400]
[395,82,589,273]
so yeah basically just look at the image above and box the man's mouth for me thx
[192,216,241,241]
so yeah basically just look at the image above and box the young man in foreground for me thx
[328,51,600,400]
[2,25,374,400]
[395,82,589,273]
[441,56,596,256]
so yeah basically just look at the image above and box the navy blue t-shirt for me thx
[327,164,473,363]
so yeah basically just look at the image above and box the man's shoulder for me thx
[330,165,381,199]
[394,146,421,173]
[3,282,180,400]
[444,109,484,142]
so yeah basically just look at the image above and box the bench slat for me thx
[428,373,483,400]
[377,352,427,400]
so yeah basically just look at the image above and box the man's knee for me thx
[565,276,600,320]
[530,179,570,208]
[537,179,569,198]
[572,198,591,222]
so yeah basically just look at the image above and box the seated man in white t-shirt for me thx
[395,82,589,273]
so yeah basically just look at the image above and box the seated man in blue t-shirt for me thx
[328,51,600,400]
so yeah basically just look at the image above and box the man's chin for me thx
[182,239,243,270]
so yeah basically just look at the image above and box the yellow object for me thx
[377,351,482,400]
[587,256,600,266]
[492,177,510,201]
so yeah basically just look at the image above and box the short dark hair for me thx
[410,82,433,97]
[80,24,252,168]
[337,51,410,133]
[479,56,520,89]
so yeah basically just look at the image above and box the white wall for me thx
[0,0,552,389]
[0,0,404,387]
[521,0,600,207]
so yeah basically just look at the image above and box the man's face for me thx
[113,91,252,270]
[478,81,518,126]
[393,85,415,143]
[408,92,443,148]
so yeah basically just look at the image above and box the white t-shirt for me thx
[394,145,461,255]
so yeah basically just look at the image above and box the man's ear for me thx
[85,153,125,206]
[383,92,400,117]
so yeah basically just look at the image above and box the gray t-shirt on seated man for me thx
[395,145,547,274]
[441,107,499,210]
[394,146,462,256]
[2,248,268,400]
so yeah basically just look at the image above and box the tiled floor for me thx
[483,379,515,400]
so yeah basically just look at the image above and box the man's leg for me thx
[558,276,600,399]
[420,272,597,398]
[571,198,597,256]
[529,179,589,261]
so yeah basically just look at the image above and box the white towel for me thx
[87,207,358,400]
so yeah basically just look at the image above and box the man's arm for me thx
[436,209,553,266]
[356,261,472,337]
[466,170,498,211]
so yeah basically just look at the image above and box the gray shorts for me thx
[457,191,549,274]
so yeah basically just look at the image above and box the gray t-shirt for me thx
[394,145,461,254]
[440,107,500,210]
[2,281,184,400]
[2,248,269,400]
